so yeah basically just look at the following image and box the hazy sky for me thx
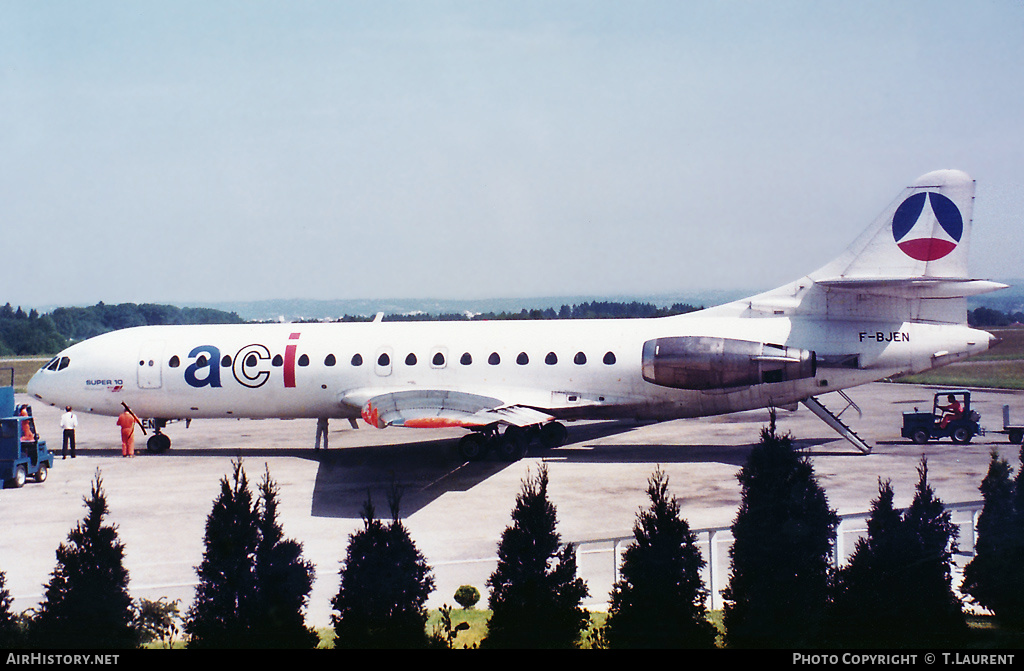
[4,1,1023,308]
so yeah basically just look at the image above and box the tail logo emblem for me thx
[891,192,963,261]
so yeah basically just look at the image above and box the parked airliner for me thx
[27,170,1005,459]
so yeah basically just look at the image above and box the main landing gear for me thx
[457,421,569,463]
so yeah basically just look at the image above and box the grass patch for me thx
[896,361,1024,390]
[893,327,1024,390]
[0,356,50,392]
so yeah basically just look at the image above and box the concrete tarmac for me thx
[2,382,1022,628]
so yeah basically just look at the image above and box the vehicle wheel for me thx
[147,433,171,453]
[539,422,568,448]
[951,426,972,444]
[1009,430,1023,445]
[458,434,487,461]
[8,465,27,489]
[34,463,48,483]
[911,429,930,445]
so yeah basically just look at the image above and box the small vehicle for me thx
[901,390,981,445]
[0,371,54,489]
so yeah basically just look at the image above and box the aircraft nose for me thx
[26,365,50,402]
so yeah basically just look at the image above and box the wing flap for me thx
[357,389,553,429]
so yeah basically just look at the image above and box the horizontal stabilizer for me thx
[817,278,1008,299]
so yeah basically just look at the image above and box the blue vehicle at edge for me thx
[0,369,53,488]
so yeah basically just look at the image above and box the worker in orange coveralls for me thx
[18,406,35,446]
[116,408,137,457]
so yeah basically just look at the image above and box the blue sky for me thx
[4,1,1023,307]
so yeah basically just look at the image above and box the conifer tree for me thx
[331,488,435,649]
[963,450,1024,626]
[904,457,967,639]
[253,467,319,649]
[829,479,925,645]
[483,465,590,648]
[722,414,837,648]
[32,471,137,648]
[185,459,260,648]
[0,569,25,648]
[605,468,717,648]
[830,459,966,645]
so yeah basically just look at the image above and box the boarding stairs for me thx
[801,390,872,454]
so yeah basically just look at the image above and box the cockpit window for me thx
[43,356,70,371]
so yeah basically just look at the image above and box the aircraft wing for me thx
[349,388,555,429]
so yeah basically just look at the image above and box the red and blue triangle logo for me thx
[891,192,963,261]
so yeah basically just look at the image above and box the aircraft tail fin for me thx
[705,170,1005,324]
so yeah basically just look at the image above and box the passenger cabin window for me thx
[460,353,473,365]
[488,352,500,365]
[377,353,390,367]
[168,356,180,368]
[432,352,445,367]
[325,354,336,366]
[574,352,587,365]
[351,353,363,366]
[221,355,231,367]
[272,355,283,367]
[405,353,417,366]
[516,352,529,365]
[298,354,309,366]
[603,351,616,365]
[545,352,558,365]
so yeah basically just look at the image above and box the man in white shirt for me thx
[60,406,78,459]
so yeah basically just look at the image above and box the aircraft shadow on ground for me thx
[307,421,640,518]
[76,422,855,519]
[305,422,854,519]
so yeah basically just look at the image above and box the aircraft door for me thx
[137,341,164,389]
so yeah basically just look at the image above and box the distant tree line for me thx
[969,306,1024,327]
[48,302,244,341]
[5,421,1019,650]
[0,302,243,356]
[0,304,65,356]
[333,301,701,323]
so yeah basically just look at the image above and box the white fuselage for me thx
[26,311,993,424]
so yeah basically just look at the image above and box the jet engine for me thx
[641,337,816,390]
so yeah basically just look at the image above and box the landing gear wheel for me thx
[539,422,568,449]
[34,463,48,483]
[951,427,973,444]
[496,430,528,462]
[458,433,487,461]
[147,433,171,454]
[911,429,930,445]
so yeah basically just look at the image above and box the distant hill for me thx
[178,291,751,322]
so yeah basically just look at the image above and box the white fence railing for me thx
[571,500,984,611]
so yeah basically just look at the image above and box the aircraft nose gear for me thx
[145,418,171,453]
